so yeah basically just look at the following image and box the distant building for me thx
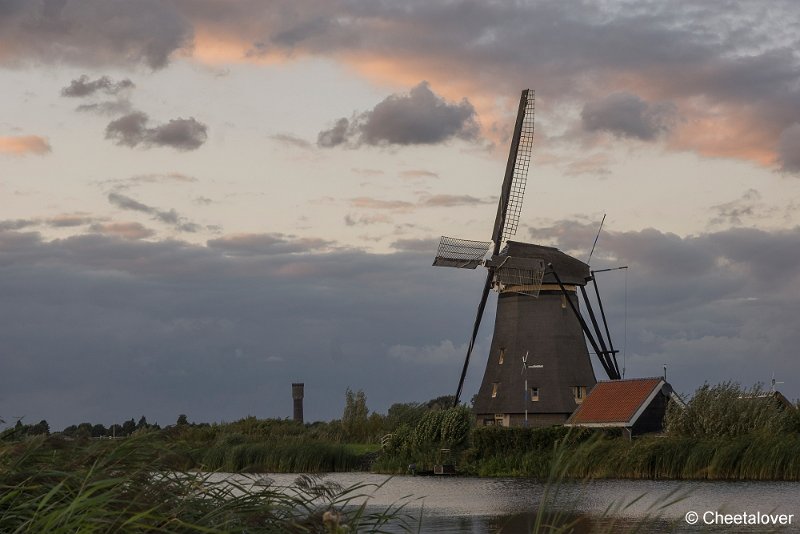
[565,377,680,439]
[292,383,304,423]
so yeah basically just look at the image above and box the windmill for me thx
[433,89,620,427]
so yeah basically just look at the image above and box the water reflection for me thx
[208,473,798,533]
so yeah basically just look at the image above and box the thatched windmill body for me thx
[433,90,620,427]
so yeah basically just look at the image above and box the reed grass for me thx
[199,441,363,473]
[0,434,417,533]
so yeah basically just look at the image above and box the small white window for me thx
[530,387,540,401]
[572,386,587,403]
[491,382,499,398]
[498,347,505,365]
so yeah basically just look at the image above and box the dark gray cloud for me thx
[581,92,677,141]
[350,197,414,210]
[0,0,191,69]
[107,192,201,232]
[100,172,198,190]
[270,133,313,150]
[76,100,134,116]
[2,223,799,430]
[563,153,612,177]
[171,1,800,170]
[105,112,208,151]
[0,230,489,428]
[318,82,479,147]
[343,213,392,226]
[206,233,332,255]
[401,169,439,179]
[46,214,97,227]
[0,219,37,231]
[89,222,155,240]
[709,189,768,227]
[527,220,800,392]
[420,194,493,207]
[317,118,350,148]
[61,75,134,97]
[4,1,800,167]
[778,123,800,173]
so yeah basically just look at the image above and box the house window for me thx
[498,347,505,365]
[572,386,587,403]
[561,295,567,309]
[491,382,499,398]
[530,387,540,401]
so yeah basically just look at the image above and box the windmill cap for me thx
[505,241,589,285]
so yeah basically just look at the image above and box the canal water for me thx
[207,472,799,533]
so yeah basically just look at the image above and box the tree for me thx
[91,424,107,438]
[30,420,50,436]
[136,416,148,430]
[425,395,456,411]
[386,402,426,430]
[121,418,136,436]
[76,422,92,439]
[342,388,369,442]
[176,414,189,426]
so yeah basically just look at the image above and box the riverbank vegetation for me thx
[2,382,799,482]
[376,382,800,481]
[0,434,416,533]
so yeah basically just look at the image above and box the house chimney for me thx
[292,383,304,423]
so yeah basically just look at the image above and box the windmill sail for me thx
[433,236,491,269]
[450,89,536,406]
[491,89,535,254]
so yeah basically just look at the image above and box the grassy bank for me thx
[374,383,800,481]
[0,434,413,533]
[435,428,800,480]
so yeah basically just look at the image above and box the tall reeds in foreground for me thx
[524,433,691,534]
[0,434,417,533]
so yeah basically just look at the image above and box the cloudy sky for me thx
[2,0,800,429]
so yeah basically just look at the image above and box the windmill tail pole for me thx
[549,264,619,380]
[590,271,621,377]
[454,270,494,407]
[580,284,611,363]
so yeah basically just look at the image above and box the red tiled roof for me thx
[567,378,663,425]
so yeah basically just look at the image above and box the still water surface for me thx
[207,472,799,533]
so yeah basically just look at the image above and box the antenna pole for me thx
[587,213,606,264]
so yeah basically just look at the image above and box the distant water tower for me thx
[292,383,304,423]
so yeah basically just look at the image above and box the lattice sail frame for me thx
[500,90,535,245]
[493,257,545,296]
[432,236,492,269]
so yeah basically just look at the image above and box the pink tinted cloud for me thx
[0,136,51,156]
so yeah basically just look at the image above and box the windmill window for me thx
[561,295,567,309]
[572,386,587,403]
[498,348,505,364]
[491,382,499,398]
[530,387,540,401]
